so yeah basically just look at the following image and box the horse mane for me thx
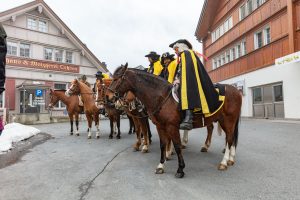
[78,80,93,92]
[129,68,171,90]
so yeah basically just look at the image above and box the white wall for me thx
[220,62,300,119]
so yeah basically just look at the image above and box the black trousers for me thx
[0,38,7,95]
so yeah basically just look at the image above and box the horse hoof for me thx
[70,132,73,136]
[181,145,186,149]
[128,131,132,135]
[218,164,228,171]
[133,147,140,152]
[149,139,152,144]
[227,160,235,166]
[96,136,100,139]
[116,136,121,139]
[109,135,113,139]
[76,133,80,136]
[166,156,171,161]
[175,172,185,178]
[222,148,226,154]
[200,147,208,152]
[88,136,92,139]
[141,149,148,153]
[155,168,164,174]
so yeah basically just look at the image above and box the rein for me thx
[109,70,173,118]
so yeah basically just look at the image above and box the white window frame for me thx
[220,24,224,36]
[246,0,253,16]
[44,47,53,60]
[7,41,18,56]
[54,49,63,62]
[213,58,217,69]
[236,44,242,59]
[65,51,73,64]
[38,20,48,32]
[221,54,226,65]
[239,4,246,20]
[241,41,247,56]
[264,26,271,45]
[225,51,231,63]
[230,48,236,61]
[20,43,31,58]
[27,18,37,30]
[254,30,263,49]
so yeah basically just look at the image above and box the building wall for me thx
[219,61,300,119]
[202,0,289,80]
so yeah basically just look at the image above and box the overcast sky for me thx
[1,0,204,73]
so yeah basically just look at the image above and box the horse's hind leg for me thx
[87,115,93,139]
[166,139,173,160]
[140,119,149,153]
[155,127,168,175]
[181,130,189,149]
[146,118,152,144]
[201,123,214,152]
[133,119,142,151]
[218,116,239,170]
[109,118,113,139]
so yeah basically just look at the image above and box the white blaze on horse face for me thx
[65,89,71,97]
[221,143,230,166]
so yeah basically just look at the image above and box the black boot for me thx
[180,110,193,130]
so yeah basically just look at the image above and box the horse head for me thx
[66,78,80,96]
[48,89,57,110]
[106,63,132,102]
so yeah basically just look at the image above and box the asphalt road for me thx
[0,118,299,200]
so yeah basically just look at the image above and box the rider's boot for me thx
[179,110,193,130]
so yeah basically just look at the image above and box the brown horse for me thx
[48,89,83,136]
[106,64,242,178]
[114,91,152,153]
[96,79,122,139]
[66,79,100,139]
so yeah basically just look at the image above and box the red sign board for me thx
[6,56,79,73]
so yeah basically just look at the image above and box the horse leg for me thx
[109,118,113,139]
[155,127,168,174]
[128,115,133,134]
[116,115,121,139]
[133,119,142,151]
[140,119,149,153]
[69,114,73,135]
[201,123,214,152]
[87,115,93,139]
[75,114,79,136]
[181,130,189,149]
[166,139,173,160]
[218,116,239,170]
[146,118,152,144]
[95,113,100,139]
[168,125,185,178]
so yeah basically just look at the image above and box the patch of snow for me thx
[0,123,41,153]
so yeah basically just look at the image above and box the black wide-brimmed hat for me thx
[95,71,103,77]
[161,52,175,60]
[169,39,193,49]
[145,51,160,59]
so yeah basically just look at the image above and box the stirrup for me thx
[179,122,193,130]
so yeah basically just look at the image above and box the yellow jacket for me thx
[147,60,163,76]
[102,73,110,79]
[167,60,178,83]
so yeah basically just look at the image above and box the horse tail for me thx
[233,112,241,148]
[217,122,222,136]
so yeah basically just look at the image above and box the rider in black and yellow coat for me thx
[161,52,178,83]
[145,51,163,76]
[169,39,222,130]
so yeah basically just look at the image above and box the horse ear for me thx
[124,62,128,69]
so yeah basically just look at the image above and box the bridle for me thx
[108,69,172,118]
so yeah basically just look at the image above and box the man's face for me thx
[148,57,153,63]
[174,47,179,55]
[163,58,171,65]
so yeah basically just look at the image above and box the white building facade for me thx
[0,0,108,123]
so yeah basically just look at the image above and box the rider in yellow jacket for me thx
[145,51,163,76]
[161,52,178,83]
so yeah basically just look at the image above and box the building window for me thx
[221,54,226,65]
[211,16,233,43]
[65,51,73,64]
[240,0,266,21]
[241,41,247,56]
[274,85,283,102]
[264,27,271,45]
[231,48,236,60]
[240,4,246,20]
[7,41,18,56]
[226,51,230,63]
[20,43,30,57]
[27,18,37,30]
[253,87,262,103]
[55,49,63,62]
[54,83,67,108]
[255,31,263,49]
[255,26,271,49]
[236,44,241,58]
[39,20,48,32]
[247,0,253,15]
[44,48,53,60]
